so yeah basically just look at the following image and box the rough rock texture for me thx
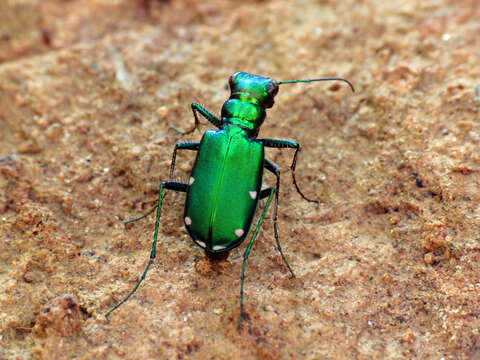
[0,0,479,359]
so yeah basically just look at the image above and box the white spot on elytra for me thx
[184,217,192,225]
[196,241,206,248]
[189,177,195,185]
[249,191,257,199]
[235,229,244,237]
[213,245,226,251]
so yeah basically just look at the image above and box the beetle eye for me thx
[266,81,279,96]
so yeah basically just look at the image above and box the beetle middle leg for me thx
[262,138,319,204]
[169,142,199,179]
[124,205,158,225]
[123,142,199,225]
[106,181,188,318]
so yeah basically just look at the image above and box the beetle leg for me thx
[262,139,319,204]
[124,205,158,225]
[122,143,199,225]
[263,159,295,278]
[263,159,280,221]
[170,142,200,179]
[192,103,222,130]
[106,181,188,319]
[177,103,222,134]
[238,187,276,329]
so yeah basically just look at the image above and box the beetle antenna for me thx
[278,77,355,92]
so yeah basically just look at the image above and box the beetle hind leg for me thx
[239,187,280,329]
[264,160,295,278]
[105,181,187,319]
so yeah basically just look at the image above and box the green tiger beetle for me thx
[105,72,354,328]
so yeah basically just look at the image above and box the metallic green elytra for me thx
[105,72,354,328]
[185,126,264,252]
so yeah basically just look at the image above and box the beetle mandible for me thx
[105,72,354,328]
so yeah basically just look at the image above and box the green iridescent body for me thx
[185,126,264,252]
[105,72,354,328]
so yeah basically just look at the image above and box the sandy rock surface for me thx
[0,1,479,359]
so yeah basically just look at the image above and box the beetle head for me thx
[221,71,354,136]
[220,72,279,135]
[228,72,279,109]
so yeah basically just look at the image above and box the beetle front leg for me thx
[191,103,222,130]
[106,181,188,319]
[262,139,319,204]
[177,103,222,134]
